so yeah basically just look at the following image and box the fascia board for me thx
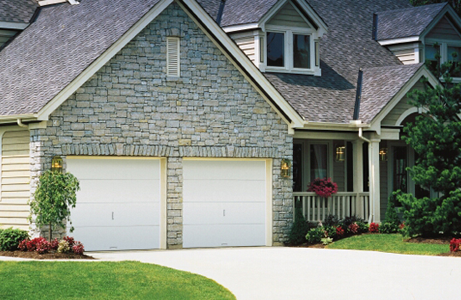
[36,0,174,120]
[179,0,305,127]
[293,0,328,35]
[378,36,420,46]
[300,122,370,131]
[0,22,28,30]
[258,0,288,31]
[223,23,259,33]
[369,66,439,130]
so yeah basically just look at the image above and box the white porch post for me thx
[369,138,381,223]
[352,140,364,219]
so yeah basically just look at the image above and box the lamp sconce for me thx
[51,156,63,173]
[379,148,388,161]
[335,146,345,162]
[281,158,291,178]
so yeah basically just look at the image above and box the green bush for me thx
[287,207,309,245]
[306,227,324,244]
[0,228,29,251]
[323,225,337,239]
[380,195,401,234]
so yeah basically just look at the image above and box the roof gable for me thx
[426,15,461,41]
[266,1,312,29]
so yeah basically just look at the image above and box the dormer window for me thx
[265,29,314,74]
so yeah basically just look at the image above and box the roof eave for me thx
[377,36,420,46]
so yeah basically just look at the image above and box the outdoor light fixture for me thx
[281,158,291,178]
[379,148,388,161]
[335,146,345,162]
[51,156,63,173]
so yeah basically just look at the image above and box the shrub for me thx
[336,226,345,237]
[50,238,59,250]
[348,222,359,234]
[0,228,29,251]
[58,240,70,253]
[369,222,380,233]
[25,237,51,253]
[323,226,337,239]
[72,241,85,255]
[287,206,309,245]
[18,239,28,251]
[63,236,75,247]
[321,237,333,245]
[357,221,369,233]
[306,227,323,244]
[450,238,461,252]
[380,222,399,234]
[323,214,340,227]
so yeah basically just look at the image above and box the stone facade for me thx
[29,3,293,246]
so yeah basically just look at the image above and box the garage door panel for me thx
[183,180,265,203]
[76,179,160,203]
[71,226,160,251]
[71,203,159,227]
[183,202,265,225]
[183,224,265,248]
[183,160,266,180]
[67,159,160,180]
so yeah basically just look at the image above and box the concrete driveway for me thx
[90,247,461,300]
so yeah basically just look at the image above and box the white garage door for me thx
[183,160,269,248]
[66,158,162,251]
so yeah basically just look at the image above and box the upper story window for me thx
[425,42,461,78]
[265,28,316,74]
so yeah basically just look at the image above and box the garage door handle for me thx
[223,209,225,217]
[112,212,114,220]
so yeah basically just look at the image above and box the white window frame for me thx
[425,39,461,82]
[166,37,180,77]
[263,25,319,76]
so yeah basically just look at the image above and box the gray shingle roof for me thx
[263,0,415,123]
[0,0,160,116]
[360,64,424,123]
[197,0,277,27]
[0,0,37,24]
[376,3,447,41]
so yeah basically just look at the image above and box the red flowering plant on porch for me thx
[307,178,338,198]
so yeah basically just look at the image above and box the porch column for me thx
[352,140,364,219]
[369,138,381,223]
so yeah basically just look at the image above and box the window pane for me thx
[425,44,439,61]
[310,144,327,180]
[448,46,461,61]
[267,32,284,67]
[293,34,310,69]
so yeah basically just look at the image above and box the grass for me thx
[0,261,235,300]
[327,234,448,256]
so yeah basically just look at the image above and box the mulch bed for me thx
[0,251,94,260]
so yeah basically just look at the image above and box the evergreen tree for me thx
[398,63,461,237]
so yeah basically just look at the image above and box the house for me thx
[0,0,457,251]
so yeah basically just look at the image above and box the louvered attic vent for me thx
[167,37,180,77]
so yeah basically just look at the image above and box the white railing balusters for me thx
[293,192,370,222]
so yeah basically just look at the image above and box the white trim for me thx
[36,0,174,120]
[369,66,439,132]
[179,0,305,127]
[380,128,400,140]
[160,158,167,249]
[378,36,420,46]
[39,0,79,6]
[395,107,419,126]
[0,22,28,30]
[265,158,273,246]
[294,131,362,140]
[223,23,259,33]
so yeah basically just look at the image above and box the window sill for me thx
[264,66,320,76]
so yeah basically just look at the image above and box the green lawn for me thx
[0,261,235,300]
[327,234,448,256]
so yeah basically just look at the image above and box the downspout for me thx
[17,119,28,128]
[353,68,373,223]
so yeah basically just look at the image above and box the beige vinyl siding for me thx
[381,81,425,126]
[0,130,30,230]
[387,43,420,65]
[0,29,18,48]
[379,141,388,220]
[426,16,461,40]
[229,31,256,62]
[267,2,311,28]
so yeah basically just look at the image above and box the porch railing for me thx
[293,192,370,223]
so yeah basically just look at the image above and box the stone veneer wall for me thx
[29,3,293,246]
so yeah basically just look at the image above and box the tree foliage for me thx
[29,170,80,240]
[398,62,461,237]
[410,0,461,17]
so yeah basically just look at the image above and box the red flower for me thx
[450,238,461,252]
[308,178,338,197]
[336,226,345,237]
[369,222,380,233]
